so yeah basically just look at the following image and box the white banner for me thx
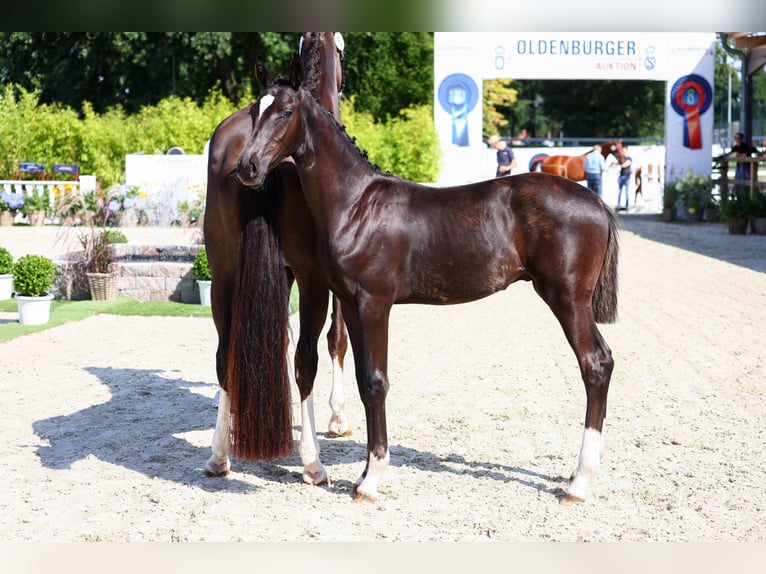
[434,32,716,191]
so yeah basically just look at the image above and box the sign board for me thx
[434,32,716,187]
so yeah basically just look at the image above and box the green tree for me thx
[0,32,297,114]
[482,79,518,137]
[341,32,433,121]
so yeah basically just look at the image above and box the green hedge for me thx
[0,84,442,188]
[340,97,441,182]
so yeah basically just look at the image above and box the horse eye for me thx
[282,109,293,119]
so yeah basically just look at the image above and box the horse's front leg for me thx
[326,294,351,437]
[205,388,231,476]
[342,297,392,503]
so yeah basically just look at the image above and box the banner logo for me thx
[671,74,712,149]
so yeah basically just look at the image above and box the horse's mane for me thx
[303,88,393,178]
[301,33,322,95]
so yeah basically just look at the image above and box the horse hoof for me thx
[303,468,329,486]
[204,457,231,477]
[327,416,353,438]
[560,493,586,505]
[353,490,377,503]
[327,428,353,438]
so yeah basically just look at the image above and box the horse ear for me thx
[289,52,304,90]
[254,60,273,89]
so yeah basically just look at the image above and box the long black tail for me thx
[227,176,293,460]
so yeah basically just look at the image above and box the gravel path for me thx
[1,214,765,541]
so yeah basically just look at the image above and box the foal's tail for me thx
[592,206,620,324]
[226,178,293,460]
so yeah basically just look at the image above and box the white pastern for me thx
[567,427,603,501]
[328,357,350,436]
[259,94,275,117]
[299,394,327,485]
[206,389,231,474]
[356,449,390,501]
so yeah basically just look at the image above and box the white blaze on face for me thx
[259,94,275,118]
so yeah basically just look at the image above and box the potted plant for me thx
[13,254,56,325]
[21,187,51,226]
[192,246,212,306]
[0,246,14,299]
[0,191,24,226]
[79,222,118,300]
[661,182,680,222]
[750,192,766,234]
[721,189,755,235]
[675,168,709,223]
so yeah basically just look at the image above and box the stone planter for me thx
[27,210,47,227]
[16,293,54,325]
[751,217,766,235]
[727,217,749,235]
[0,273,13,299]
[197,279,212,306]
[0,211,14,226]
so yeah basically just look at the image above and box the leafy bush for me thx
[13,254,56,296]
[105,229,128,244]
[340,97,441,182]
[0,246,13,274]
[193,247,211,280]
[0,84,241,188]
[0,83,442,188]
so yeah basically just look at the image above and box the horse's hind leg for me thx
[205,388,231,476]
[536,283,613,504]
[326,294,351,437]
[294,277,332,485]
[563,312,612,504]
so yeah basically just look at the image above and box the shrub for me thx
[105,229,128,244]
[340,97,441,182]
[13,254,56,296]
[0,246,13,274]
[193,247,211,280]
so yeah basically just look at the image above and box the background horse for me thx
[530,140,623,181]
[203,33,349,487]
[236,55,620,505]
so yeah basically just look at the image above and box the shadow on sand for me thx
[32,365,566,500]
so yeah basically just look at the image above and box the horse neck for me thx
[307,33,342,122]
[294,92,370,219]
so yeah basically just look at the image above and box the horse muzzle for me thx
[234,156,268,189]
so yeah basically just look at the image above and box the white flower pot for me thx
[16,294,54,325]
[0,273,13,300]
[197,280,212,306]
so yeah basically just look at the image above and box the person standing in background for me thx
[488,135,517,177]
[583,144,606,196]
[727,132,758,182]
[614,145,633,210]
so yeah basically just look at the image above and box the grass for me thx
[0,283,301,343]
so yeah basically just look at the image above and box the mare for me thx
[530,140,623,182]
[203,33,349,487]
[237,55,620,505]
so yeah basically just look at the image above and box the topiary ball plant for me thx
[193,247,212,281]
[0,246,13,275]
[13,254,56,297]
